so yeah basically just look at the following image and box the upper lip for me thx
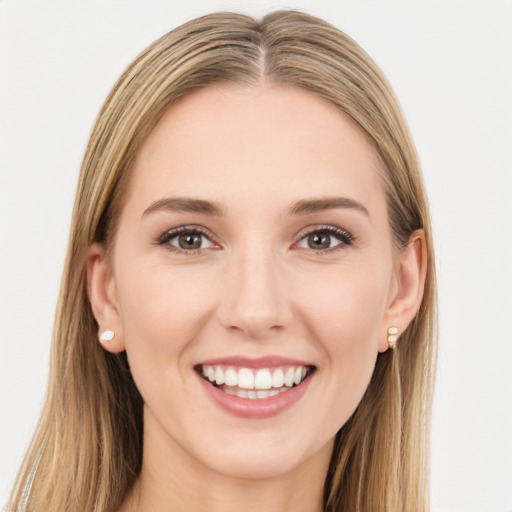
[196,355,315,369]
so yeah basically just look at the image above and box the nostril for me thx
[220,317,290,339]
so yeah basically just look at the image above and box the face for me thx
[99,85,401,480]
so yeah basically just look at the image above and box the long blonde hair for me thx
[9,10,437,511]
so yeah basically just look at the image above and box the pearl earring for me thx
[99,330,115,343]
[387,327,399,350]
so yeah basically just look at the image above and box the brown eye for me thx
[296,226,354,252]
[307,233,331,249]
[159,228,215,252]
[178,233,202,250]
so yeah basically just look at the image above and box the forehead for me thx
[125,84,386,217]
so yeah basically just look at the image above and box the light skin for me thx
[87,84,426,512]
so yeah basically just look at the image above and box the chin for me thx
[187,430,333,482]
[204,450,312,481]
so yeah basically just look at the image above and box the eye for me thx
[157,226,216,253]
[173,232,213,250]
[296,226,354,252]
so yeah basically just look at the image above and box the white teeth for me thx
[254,369,272,390]
[238,368,255,389]
[272,368,285,388]
[222,385,291,399]
[224,368,237,386]
[200,364,311,391]
[215,366,224,385]
[284,367,295,387]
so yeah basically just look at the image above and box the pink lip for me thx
[197,371,313,419]
[197,355,313,368]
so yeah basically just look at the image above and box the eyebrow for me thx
[288,197,369,217]
[142,195,369,218]
[143,197,223,217]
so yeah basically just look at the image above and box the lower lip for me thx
[198,375,312,419]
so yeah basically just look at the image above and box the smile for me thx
[197,364,315,400]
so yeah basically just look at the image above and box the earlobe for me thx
[87,243,125,353]
[379,229,427,353]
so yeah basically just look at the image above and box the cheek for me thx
[293,261,390,389]
[292,264,390,429]
[115,261,217,364]
[295,261,390,344]
[113,262,222,428]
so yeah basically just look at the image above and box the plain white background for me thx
[1,1,511,511]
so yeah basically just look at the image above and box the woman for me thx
[7,10,437,512]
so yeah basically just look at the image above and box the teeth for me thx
[224,368,237,386]
[223,385,291,399]
[238,368,255,389]
[254,369,272,390]
[284,367,295,387]
[215,366,224,385]
[200,364,311,391]
[272,368,284,388]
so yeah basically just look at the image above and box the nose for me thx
[216,244,292,339]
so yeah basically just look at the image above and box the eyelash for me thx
[295,225,355,254]
[155,225,217,255]
[155,224,355,255]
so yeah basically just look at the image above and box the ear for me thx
[378,229,428,353]
[86,243,126,353]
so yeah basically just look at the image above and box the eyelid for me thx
[293,224,355,252]
[155,225,220,253]
[154,223,355,255]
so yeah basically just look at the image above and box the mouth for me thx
[195,363,316,399]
